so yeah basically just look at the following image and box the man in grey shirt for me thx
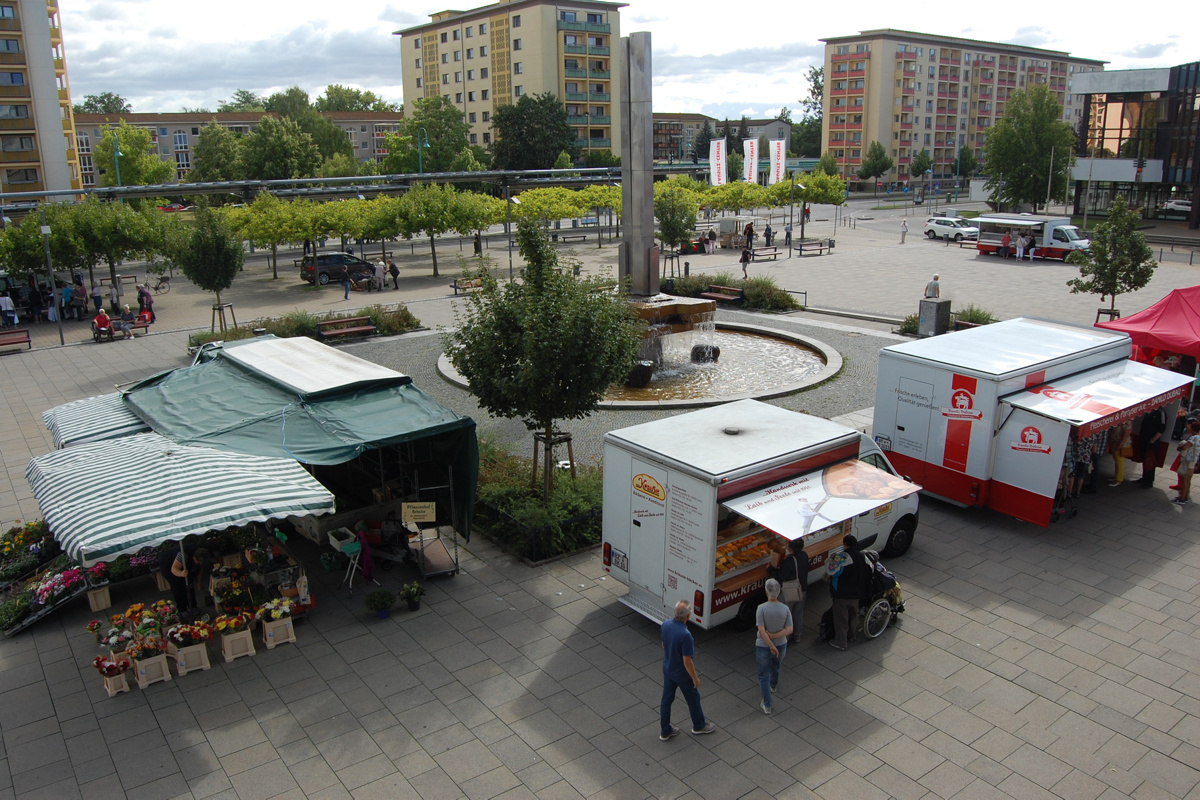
[756,578,794,715]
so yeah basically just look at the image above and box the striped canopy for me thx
[26,433,336,566]
[42,393,150,450]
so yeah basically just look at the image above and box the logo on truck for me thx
[1011,426,1053,454]
[632,473,666,501]
[941,388,984,420]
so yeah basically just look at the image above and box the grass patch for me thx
[187,304,421,347]
[662,272,802,311]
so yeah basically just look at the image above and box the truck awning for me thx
[1001,359,1191,437]
[721,460,920,540]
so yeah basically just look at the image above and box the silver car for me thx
[923,217,979,241]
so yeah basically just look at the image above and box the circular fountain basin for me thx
[437,322,842,409]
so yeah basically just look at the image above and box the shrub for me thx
[365,590,396,612]
[898,313,919,335]
[356,304,422,336]
[661,272,800,312]
[954,304,996,325]
[0,593,31,631]
[187,305,422,347]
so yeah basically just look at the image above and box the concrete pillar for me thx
[618,32,658,297]
[918,298,952,337]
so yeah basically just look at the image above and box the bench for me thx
[557,233,589,244]
[99,275,139,287]
[700,285,744,304]
[0,328,31,351]
[794,238,832,256]
[751,247,780,261]
[450,278,483,295]
[317,316,376,341]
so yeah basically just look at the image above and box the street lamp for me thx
[113,130,123,187]
[506,189,521,282]
[584,111,590,159]
[416,127,430,174]
[788,172,806,258]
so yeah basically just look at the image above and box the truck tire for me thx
[318,272,330,286]
[882,517,915,557]
[732,595,761,631]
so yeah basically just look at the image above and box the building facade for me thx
[819,29,1104,187]
[396,0,624,157]
[72,111,405,186]
[1071,64,1199,225]
[651,112,717,161]
[0,0,81,194]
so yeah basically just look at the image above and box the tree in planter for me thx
[444,221,642,499]
[175,210,245,330]
[653,181,699,254]
[816,150,839,176]
[857,141,894,195]
[1066,196,1156,314]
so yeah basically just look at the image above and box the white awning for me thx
[1001,359,1192,437]
[721,460,920,540]
[42,393,150,449]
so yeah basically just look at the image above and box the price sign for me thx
[402,502,437,523]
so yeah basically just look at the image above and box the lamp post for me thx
[506,189,521,282]
[416,127,430,174]
[113,130,123,187]
[584,111,590,160]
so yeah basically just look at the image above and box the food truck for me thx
[872,318,1192,526]
[601,400,920,628]
[974,213,1089,260]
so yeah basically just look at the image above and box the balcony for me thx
[2,116,33,131]
[565,91,586,101]
[564,44,586,54]
[558,20,611,33]
[0,85,30,98]
[902,68,916,77]
[0,53,25,65]
[588,45,610,55]
[567,115,588,125]
[565,67,586,78]
[588,91,610,101]
[582,138,611,148]
[588,115,610,124]
[0,148,37,163]
[830,119,846,129]
[899,121,914,130]
[898,156,911,164]
[848,69,865,78]
[589,69,610,79]
[0,19,19,32]
[830,87,848,96]
[5,180,42,191]
[940,56,960,65]
[846,120,863,129]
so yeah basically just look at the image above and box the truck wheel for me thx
[318,273,330,286]
[882,518,915,557]
[732,597,759,631]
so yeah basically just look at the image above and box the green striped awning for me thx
[42,393,151,449]
[26,433,336,566]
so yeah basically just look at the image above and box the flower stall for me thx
[216,612,256,663]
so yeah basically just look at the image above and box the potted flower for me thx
[102,626,135,658]
[33,566,85,606]
[86,563,108,586]
[151,599,180,627]
[92,654,133,697]
[255,598,297,650]
[399,582,424,612]
[126,633,171,689]
[85,564,112,612]
[165,622,215,676]
[85,619,104,644]
[365,590,396,619]
[215,612,256,662]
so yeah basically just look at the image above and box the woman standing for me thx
[1108,420,1133,486]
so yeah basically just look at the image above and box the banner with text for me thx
[767,139,787,185]
[743,138,758,183]
[709,139,726,186]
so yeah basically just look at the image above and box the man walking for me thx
[755,579,793,715]
[339,264,351,300]
[659,600,715,740]
[769,539,807,643]
[924,274,940,299]
[900,218,908,244]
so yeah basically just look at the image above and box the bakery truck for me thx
[601,400,920,629]
[974,213,1090,260]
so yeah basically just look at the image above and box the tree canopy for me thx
[384,96,471,174]
[217,90,266,113]
[653,181,700,252]
[490,92,579,170]
[816,151,838,176]
[189,121,244,183]
[175,209,244,319]
[908,150,933,180]
[1066,196,1156,312]
[73,92,132,115]
[91,121,174,187]
[240,116,321,180]
[953,146,978,179]
[982,84,1076,211]
[857,141,894,187]
[314,84,398,112]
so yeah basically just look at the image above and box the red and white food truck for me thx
[872,318,1191,526]
[974,213,1090,260]
[601,400,920,628]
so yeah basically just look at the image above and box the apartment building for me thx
[651,112,717,161]
[72,111,405,186]
[0,0,81,194]
[396,0,624,157]
[819,30,1105,186]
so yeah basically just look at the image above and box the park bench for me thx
[751,247,780,261]
[316,316,376,341]
[0,328,31,351]
[557,233,589,244]
[450,278,483,296]
[794,238,832,256]
[700,285,744,304]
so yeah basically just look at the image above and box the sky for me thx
[60,0,1193,119]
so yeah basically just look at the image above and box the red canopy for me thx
[1095,286,1200,359]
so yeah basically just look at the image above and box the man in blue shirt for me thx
[659,600,716,740]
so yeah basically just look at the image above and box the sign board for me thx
[402,502,437,523]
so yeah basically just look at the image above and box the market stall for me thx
[42,392,151,449]
[1096,286,1200,407]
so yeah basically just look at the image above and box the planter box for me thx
[103,671,131,697]
[152,571,170,592]
[220,629,256,662]
[221,553,243,568]
[87,585,111,612]
[133,653,172,689]
[261,617,296,650]
[173,642,211,676]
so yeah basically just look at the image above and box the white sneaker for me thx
[761,701,772,716]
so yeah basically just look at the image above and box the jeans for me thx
[756,643,786,708]
[93,297,103,312]
[661,673,705,735]
[342,279,350,300]
[787,595,805,642]
[832,597,859,647]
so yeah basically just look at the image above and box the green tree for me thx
[953,146,978,179]
[791,117,820,157]
[175,209,245,327]
[189,121,244,183]
[218,90,266,113]
[736,117,751,150]
[228,192,295,279]
[264,86,312,119]
[396,184,479,277]
[653,182,699,252]
[693,120,716,161]
[0,204,86,285]
[386,96,471,173]
[553,151,574,170]
[1066,196,1156,313]
[69,199,158,292]
[491,92,579,170]
[720,119,738,153]
[91,122,174,187]
[72,92,132,115]
[816,150,838,176]
[584,149,621,168]
[982,84,1076,211]
[908,150,933,181]
[444,221,641,498]
[775,106,792,123]
[800,66,824,121]
[511,186,585,227]
[727,151,744,185]
[240,116,321,180]
[318,152,361,178]
[857,140,894,192]
[299,112,354,161]
[314,84,398,112]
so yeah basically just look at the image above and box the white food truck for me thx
[974,213,1089,260]
[872,318,1191,527]
[601,400,920,628]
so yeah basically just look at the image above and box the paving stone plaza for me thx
[1,206,1199,800]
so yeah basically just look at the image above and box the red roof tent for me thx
[1095,286,1200,359]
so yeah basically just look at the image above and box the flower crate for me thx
[173,642,211,676]
[103,671,131,697]
[221,553,243,568]
[87,585,112,612]
[220,629,256,662]
[133,653,172,689]
[261,617,296,650]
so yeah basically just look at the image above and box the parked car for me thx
[157,203,195,212]
[299,253,376,286]
[923,217,979,241]
[1161,199,1192,213]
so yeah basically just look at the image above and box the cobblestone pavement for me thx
[0,211,1199,800]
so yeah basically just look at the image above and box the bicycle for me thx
[151,275,170,294]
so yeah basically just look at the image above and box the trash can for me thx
[828,239,836,249]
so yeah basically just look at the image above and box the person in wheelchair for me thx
[92,308,115,341]
[821,535,904,646]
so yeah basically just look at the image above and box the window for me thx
[413,38,420,49]
[455,71,462,82]
[565,34,578,45]
[440,32,448,43]
[565,82,578,93]
[513,38,521,51]
[480,67,488,78]
[588,36,604,46]
[0,39,18,53]
[452,29,460,41]
[466,48,473,59]
[415,58,421,68]
[76,132,90,152]
[455,93,462,103]
[0,72,22,85]
[587,13,603,23]
[470,133,477,144]
[480,45,487,56]
[481,90,489,100]
[479,22,486,34]
[442,74,449,85]
[482,111,490,122]
[514,85,524,97]
[416,77,422,88]
[191,127,200,136]
[0,135,32,151]
[468,112,477,123]
[561,11,576,21]
[483,132,491,144]
[173,130,187,150]
[79,154,92,170]
[467,69,475,80]
[466,26,473,37]
[512,14,520,27]
[454,51,461,61]
[441,53,448,64]
[467,91,475,101]
[0,7,13,18]
[513,62,523,75]
[175,152,189,170]
[6,167,37,183]
[361,125,367,132]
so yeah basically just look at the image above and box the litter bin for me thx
[828,239,836,249]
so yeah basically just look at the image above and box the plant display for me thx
[0,594,31,631]
[187,305,421,348]
[85,619,104,642]
[151,600,178,624]
[86,563,108,584]
[128,550,158,573]
[365,590,395,612]
[398,582,425,602]
[102,626,135,651]
[125,634,168,660]
[255,598,295,621]
[93,655,132,677]
[33,567,85,605]
[0,520,58,585]
[124,603,146,621]
[215,612,254,634]
[166,622,215,647]
[214,574,255,608]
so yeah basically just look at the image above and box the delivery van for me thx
[601,400,920,629]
